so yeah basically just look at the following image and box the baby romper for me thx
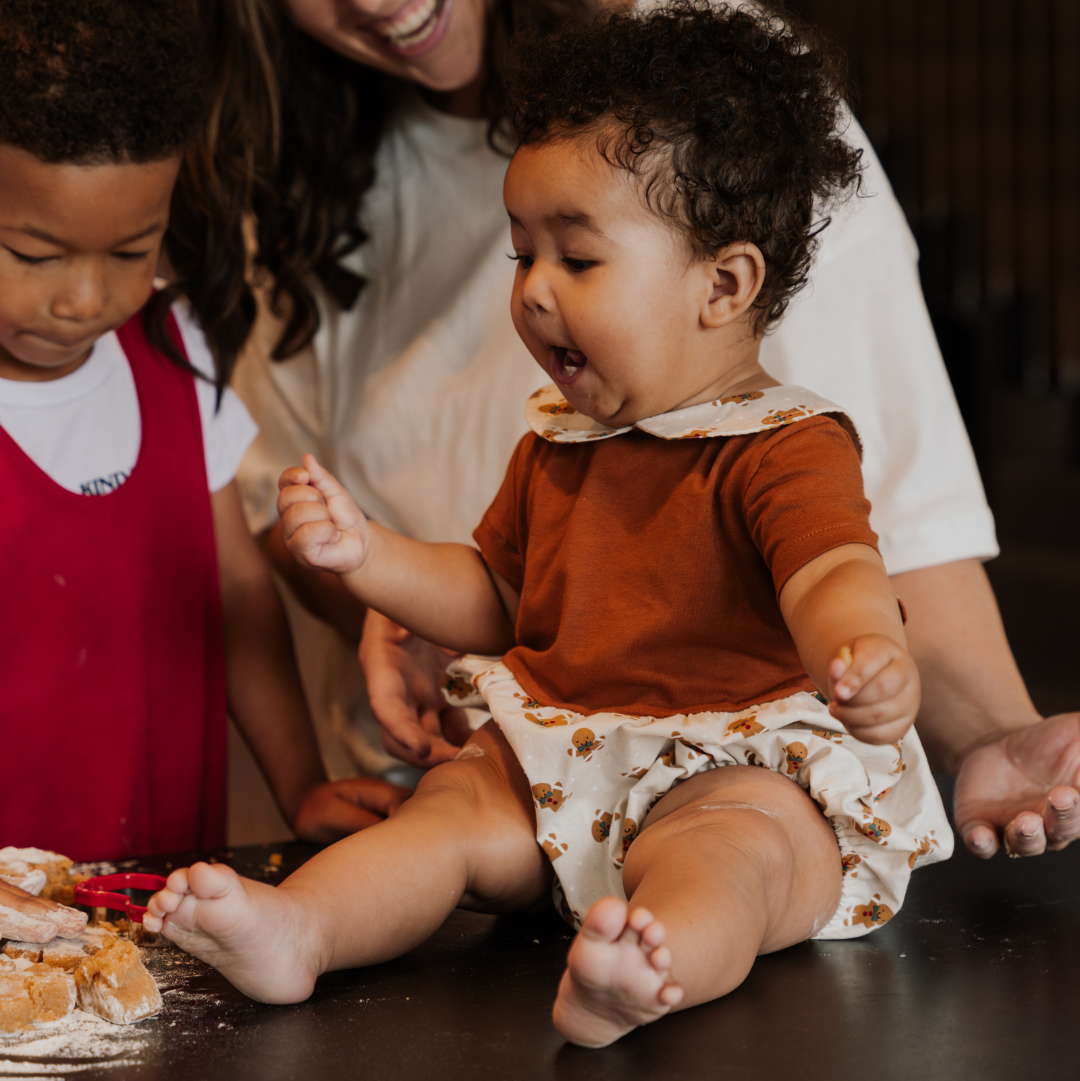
[446,384,952,939]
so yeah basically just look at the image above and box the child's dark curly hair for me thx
[505,1,863,331]
[0,0,203,164]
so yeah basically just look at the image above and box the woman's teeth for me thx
[372,0,443,49]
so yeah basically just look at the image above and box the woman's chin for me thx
[324,0,485,93]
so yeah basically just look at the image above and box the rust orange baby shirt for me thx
[474,413,877,719]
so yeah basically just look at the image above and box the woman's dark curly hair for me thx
[506,1,863,331]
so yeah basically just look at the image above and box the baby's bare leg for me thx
[145,722,550,1003]
[554,765,841,1047]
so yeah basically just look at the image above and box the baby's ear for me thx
[700,243,766,329]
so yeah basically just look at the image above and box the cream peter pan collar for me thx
[525,383,863,458]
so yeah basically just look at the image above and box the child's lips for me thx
[551,347,587,386]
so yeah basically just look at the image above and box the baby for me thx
[146,3,951,1047]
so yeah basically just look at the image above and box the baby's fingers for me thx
[830,639,893,703]
[828,702,914,745]
[301,454,365,531]
[278,465,311,491]
[830,653,920,744]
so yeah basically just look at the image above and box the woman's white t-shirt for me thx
[0,304,257,495]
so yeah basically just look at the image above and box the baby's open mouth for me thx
[552,347,587,385]
[365,0,450,56]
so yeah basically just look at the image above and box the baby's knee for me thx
[410,725,533,829]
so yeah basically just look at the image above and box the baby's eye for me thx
[508,253,534,270]
[113,250,151,262]
[562,257,594,273]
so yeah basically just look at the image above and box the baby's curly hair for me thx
[505,1,863,331]
[0,0,203,164]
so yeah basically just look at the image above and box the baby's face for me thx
[0,145,179,382]
[505,136,747,428]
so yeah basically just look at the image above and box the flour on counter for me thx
[0,1009,151,1075]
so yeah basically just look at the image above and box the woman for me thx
[172,0,1080,859]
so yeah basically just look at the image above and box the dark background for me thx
[789,0,1080,716]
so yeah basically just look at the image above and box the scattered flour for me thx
[0,941,200,1076]
[0,1009,151,1075]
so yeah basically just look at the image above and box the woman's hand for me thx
[827,634,921,745]
[952,713,1080,857]
[278,454,370,575]
[359,609,473,769]
[292,777,413,845]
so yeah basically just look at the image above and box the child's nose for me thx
[520,262,556,315]
[51,264,107,323]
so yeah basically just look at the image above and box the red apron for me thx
[0,310,227,861]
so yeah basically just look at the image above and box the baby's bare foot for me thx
[553,897,683,1047]
[144,863,319,1004]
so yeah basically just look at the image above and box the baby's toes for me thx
[648,944,672,973]
[164,867,191,895]
[146,889,181,922]
[186,861,240,899]
[638,916,666,949]
[580,896,631,943]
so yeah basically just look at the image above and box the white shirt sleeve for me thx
[760,115,999,576]
[172,302,259,493]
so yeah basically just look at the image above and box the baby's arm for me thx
[278,454,517,655]
[779,542,918,745]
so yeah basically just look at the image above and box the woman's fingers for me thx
[1043,786,1080,848]
[359,610,469,767]
[1003,812,1047,857]
[293,779,413,843]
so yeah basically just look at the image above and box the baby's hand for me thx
[278,454,370,576]
[828,634,920,745]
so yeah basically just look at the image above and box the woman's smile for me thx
[362,0,453,58]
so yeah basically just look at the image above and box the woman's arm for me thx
[278,455,517,655]
[779,542,919,744]
[213,481,410,842]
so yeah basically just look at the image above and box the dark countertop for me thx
[3,800,1079,1081]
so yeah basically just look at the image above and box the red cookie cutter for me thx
[73,873,167,924]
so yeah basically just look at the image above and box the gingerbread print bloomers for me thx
[446,385,953,940]
[447,657,951,940]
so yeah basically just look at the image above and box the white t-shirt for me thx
[233,92,997,576]
[0,304,257,495]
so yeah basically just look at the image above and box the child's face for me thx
[0,145,180,382]
[504,135,761,428]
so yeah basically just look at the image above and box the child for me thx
[0,0,404,861]
[145,3,952,1046]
